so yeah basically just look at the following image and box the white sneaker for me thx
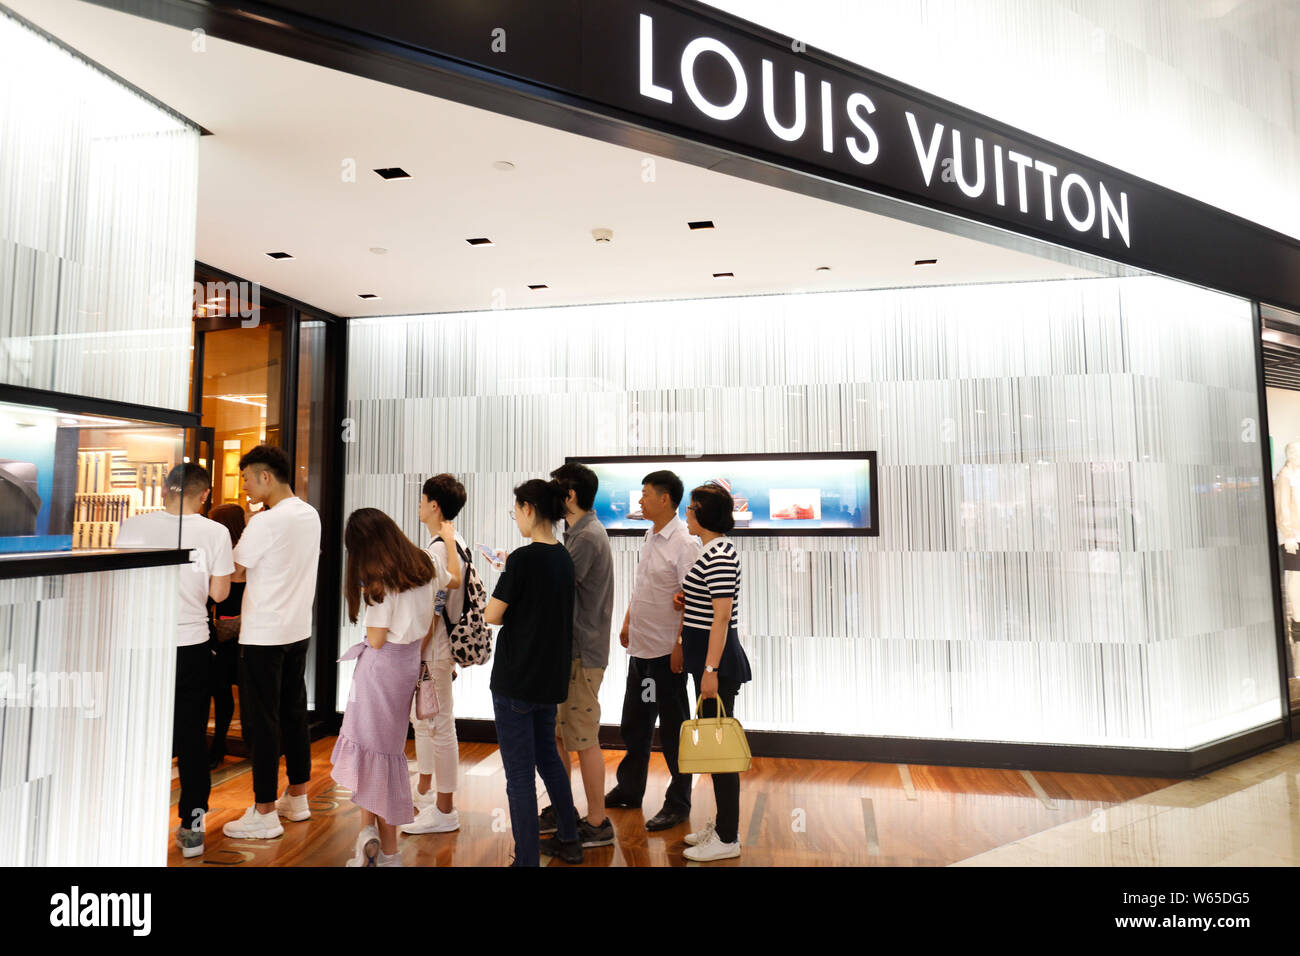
[683,838,741,862]
[376,849,403,867]
[410,777,436,809]
[222,805,284,840]
[400,805,460,834]
[345,824,380,867]
[683,820,716,847]
[276,789,311,822]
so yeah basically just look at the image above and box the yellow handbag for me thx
[677,693,752,774]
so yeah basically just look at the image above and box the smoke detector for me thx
[592,227,613,244]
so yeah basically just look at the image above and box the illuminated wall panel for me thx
[343,276,1279,750]
[0,565,180,866]
[0,9,198,409]
[0,11,198,865]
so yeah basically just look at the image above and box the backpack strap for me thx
[441,540,473,635]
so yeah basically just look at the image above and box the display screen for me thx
[0,398,187,556]
[570,453,878,536]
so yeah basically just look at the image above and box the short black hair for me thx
[550,462,599,511]
[690,483,734,534]
[642,469,684,508]
[421,473,467,519]
[165,463,211,498]
[238,444,292,485]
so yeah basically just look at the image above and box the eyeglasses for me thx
[686,503,699,513]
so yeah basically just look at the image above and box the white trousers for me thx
[410,632,459,792]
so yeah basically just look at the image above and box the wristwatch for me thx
[705,665,718,673]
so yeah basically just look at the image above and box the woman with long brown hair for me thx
[333,507,451,867]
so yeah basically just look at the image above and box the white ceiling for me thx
[10,0,1102,318]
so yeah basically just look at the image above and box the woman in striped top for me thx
[677,482,752,862]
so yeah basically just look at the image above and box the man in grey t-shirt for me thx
[538,462,615,850]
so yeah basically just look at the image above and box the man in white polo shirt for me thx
[115,463,233,859]
[222,445,321,840]
[606,470,701,832]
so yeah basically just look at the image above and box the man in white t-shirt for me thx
[401,473,466,835]
[221,445,322,840]
[116,463,233,859]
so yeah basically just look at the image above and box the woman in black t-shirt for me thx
[484,478,582,866]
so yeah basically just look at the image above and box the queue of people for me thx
[151,445,753,866]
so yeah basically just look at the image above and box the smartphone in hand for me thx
[478,543,506,571]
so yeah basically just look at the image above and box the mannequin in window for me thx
[1274,441,1300,678]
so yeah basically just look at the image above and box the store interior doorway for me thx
[189,272,285,760]
[186,268,340,756]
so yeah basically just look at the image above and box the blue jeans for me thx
[492,693,579,866]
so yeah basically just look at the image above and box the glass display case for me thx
[0,390,194,570]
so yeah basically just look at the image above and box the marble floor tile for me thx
[953,741,1300,867]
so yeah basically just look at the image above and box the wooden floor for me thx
[169,738,1177,866]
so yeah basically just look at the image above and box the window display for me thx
[1263,303,1300,715]
[0,396,187,556]
[569,453,878,536]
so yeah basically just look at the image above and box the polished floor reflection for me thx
[953,740,1300,866]
[168,737,1181,866]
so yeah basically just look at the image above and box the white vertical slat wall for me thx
[0,9,197,409]
[341,275,1280,751]
[0,11,198,865]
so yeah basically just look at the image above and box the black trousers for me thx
[174,643,211,828]
[688,671,741,845]
[614,654,693,815]
[238,639,312,805]
[209,637,238,754]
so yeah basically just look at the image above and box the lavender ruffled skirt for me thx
[331,639,422,825]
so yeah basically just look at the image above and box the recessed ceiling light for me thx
[914,258,938,266]
[688,220,715,230]
[357,293,381,300]
[266,251,293,260]
[370,247,388,255]
[493,160,515,171]
[528,284,548,290]
[466,237,494,246]
[712,272,734,279]
[374,167,410,180]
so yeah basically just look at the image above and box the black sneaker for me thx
[539,835,584,864]
[538,805,557,834]
[604,788,640,810]
[578,816,614,847]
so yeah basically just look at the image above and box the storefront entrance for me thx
[10,0,1298,777]
[189,263,345,729]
